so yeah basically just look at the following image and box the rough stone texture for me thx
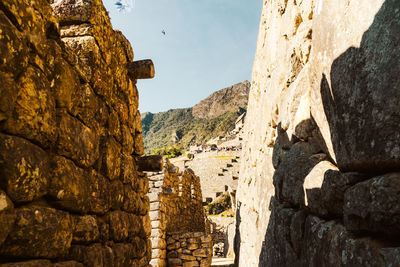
[0,0,151,265]
[344,172,400,236]
[310,0,400,172]
[235,0,400,266]
[147,159,212,266]
[192,81,250,119]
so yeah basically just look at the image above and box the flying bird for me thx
[162,30,166,35]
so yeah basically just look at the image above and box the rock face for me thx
[192,81,250,119]
[235,0,400,266]
[0,0,151,265]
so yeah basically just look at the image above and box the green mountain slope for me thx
[141,81,250,154]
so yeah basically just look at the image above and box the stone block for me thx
[167,258,182,266]
[121,154,138,186]
[167,241,180,250]
[70,83,104,130]
[107,211,140,242]
[152,248,166,259]
[273,141,325,206]
[69,243,114,267]
[0,190,15,246]
[180,254,197,261]
[50,157,110,214]
[187,243,199,250]
[102,137,121,180]
[72,215,99,244]
[141,215,152,238]
[0,207,73,258]
[149,210,162,221]
[110,180,124,210]
[122,125,134,155]
[0,134,50,203]
[183,261,199,267]
[151,237,166,249]
[56,110,99,167]
[148,192,161,203]
[150,258,167,267]
[310,0,400,172]
[320,170,366,216]
[344,173,400,235]
[151,228,165,239]
[122,184,139,213]
[3,67,57,148]
[51,0,96,23]
[193,248,208,257]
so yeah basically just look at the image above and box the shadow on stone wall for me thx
[256,1,400,266]
[319,0,400,172]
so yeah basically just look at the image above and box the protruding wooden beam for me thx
[127,60,155,79]
[137,155,163,172]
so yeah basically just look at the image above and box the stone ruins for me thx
[147,159,212,267]
[0,0,399,266]
[235,0,400,266]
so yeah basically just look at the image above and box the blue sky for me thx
[103,0,262,113]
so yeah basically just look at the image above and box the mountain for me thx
[141,81,250,154]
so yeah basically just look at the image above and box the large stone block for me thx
[320,170,365,216]
[121,154,138,187]
[72,215,100,244]
[3,67,57,148]
[107,211,141,242]
[50,156,110,214]
[123,184,139,213]
[0,12,29,75]
[0,207,73,259]
[70,83,107,131]
[344,172,400,235]
[102,137,122,180]
[311,0,400,171]
[52,0,96,25]
[273,141,325,207]
[0,190,15,246]
[0,134,50,203]
[56,110,100,168]
[302,215,386,267]
[69,243,114,267]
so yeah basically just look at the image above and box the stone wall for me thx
[235,0,400,266]
[148,160,211,267]
[0,0,151,266]
[166,232,212,267]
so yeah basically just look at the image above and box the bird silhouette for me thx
[162,30,166,35]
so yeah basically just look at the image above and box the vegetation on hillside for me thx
[141,80,250,155]
[206,193,232,215]
[142,109,240,155]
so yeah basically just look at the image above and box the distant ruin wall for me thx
[0,0,151,266]
[148,160,211,267]
[236,0,400,266]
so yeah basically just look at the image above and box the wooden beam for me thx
[127,60,155,79]
[137,155,163,172]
